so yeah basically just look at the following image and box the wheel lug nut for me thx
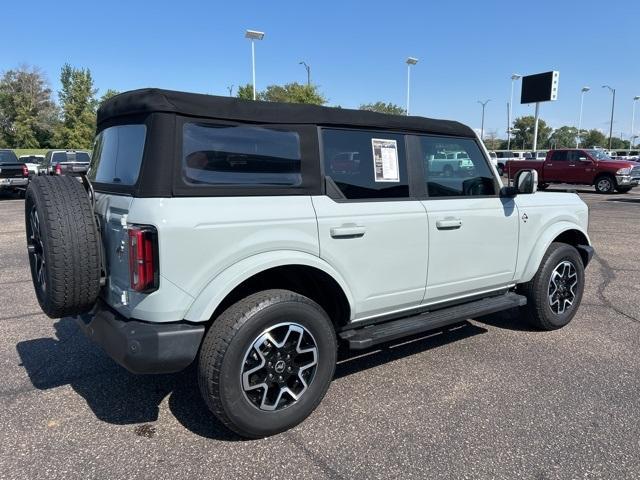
[268,373,273,379]
[278,376,283,381]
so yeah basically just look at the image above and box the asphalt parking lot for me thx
[1,187,639,480]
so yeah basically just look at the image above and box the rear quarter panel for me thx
[126,196,321,322]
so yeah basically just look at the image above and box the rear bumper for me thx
[75,300,205,374]
[0,178,28,189]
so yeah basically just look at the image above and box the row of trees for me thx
[483,116,628,151]
[0,65,117,149]
[1,66,624,151]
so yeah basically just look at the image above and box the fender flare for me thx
[183,250,355,322]
[519,222,591,283]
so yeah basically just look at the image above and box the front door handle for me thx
[436,218,462,230]
[330,225,366,238]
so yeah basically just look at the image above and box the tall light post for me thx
[477,99,491,141]
[507,73,522,150]
[299,61,311,86]
[405,57,418,115]
[602,85,616,149]
[576,86,590,147]
[227,85,234,97]
[630,96,640,148]
[245,29,265,100]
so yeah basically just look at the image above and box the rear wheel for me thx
[519,242,585,330]
[198,289,337,438]
[594,175,615,194]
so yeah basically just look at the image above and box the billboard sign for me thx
[520,71,560,104]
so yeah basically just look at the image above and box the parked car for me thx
[41,150,91,176]
[506,148,640,193]
[0,149,29,195]
[25,88,594,438]
[18,155,44,176]
[427,151,474,177]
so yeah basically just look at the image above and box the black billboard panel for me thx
[521,71,559,104]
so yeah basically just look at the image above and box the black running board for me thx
[339,292,526,350]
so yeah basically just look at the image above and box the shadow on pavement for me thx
[473,308,539,332]
[606,197,640,204]
[16,316,498,440]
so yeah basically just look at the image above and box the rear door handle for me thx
[330,225,366,238]
[436,218,462,230]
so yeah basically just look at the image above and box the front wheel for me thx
[198,289,337,438]
[518,242,585,330]
[594,175,615,194]
[616,186,632,193]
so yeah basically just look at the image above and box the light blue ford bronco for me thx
[25,89,593,438]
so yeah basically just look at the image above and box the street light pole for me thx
[631,96,640,149]
[299,61,311,86]
[576,86,590,147]
[507,73,522,150]
[245,29,265,100]
[227,85,234,97]
[405,57,418,115]
[477,99,491,141]
[602,85,616,150]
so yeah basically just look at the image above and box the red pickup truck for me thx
[506,148,640,194]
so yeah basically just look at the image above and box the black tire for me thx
[25,176,101,318]
[198,289,337,438]
[519,242,585,330]
[594,174,615,194]
[616,186,632,193]
[497,165,504,176]
[443,165,454,177]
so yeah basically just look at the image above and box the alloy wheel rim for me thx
[27,206,46,294]
[548,260,577,315]
[598,178,611,191]
[241,322,318,411]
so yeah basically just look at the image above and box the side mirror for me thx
[514,169,538,194]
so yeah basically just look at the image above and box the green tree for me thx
[359,101,406,115]
[99,89,119,105]
[236,83,254,100]
[549,126,578,149]
[482,129,503,150]
[260,82,327,105]
[512,116,552,150]
[0,66,57,148]
[580,129,607,148]
[54,64,98,149]
[608,137,626,149]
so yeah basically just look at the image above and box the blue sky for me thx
[3,0,639,138]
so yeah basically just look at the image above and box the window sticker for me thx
[371,138,400,182]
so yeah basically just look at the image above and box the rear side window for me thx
[420,136,496,197]
[0,150,18,163]
[322,129,409,199]
[90,125,146,185]
[551,150,568,161]
[182,123,302,186]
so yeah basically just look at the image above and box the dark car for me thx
[0,149,29,195]
[41,150,91,176]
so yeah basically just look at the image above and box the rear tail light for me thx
[128,225,159,293]
[22,165,29,177]
[54,164,62,175]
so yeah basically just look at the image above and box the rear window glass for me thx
[89,125,146,185]
[182,123,302,186]
[0,150,18,163]
[322,129,409,199]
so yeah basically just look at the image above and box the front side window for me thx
[322,129,409,199]
[182,123,301,186]
[420,136,496,197]
[89,124,147,185]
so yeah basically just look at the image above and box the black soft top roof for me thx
[98,88,475,138]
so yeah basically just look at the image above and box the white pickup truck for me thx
[25,89,593,438]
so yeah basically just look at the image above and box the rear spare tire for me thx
[25,176,101,318]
